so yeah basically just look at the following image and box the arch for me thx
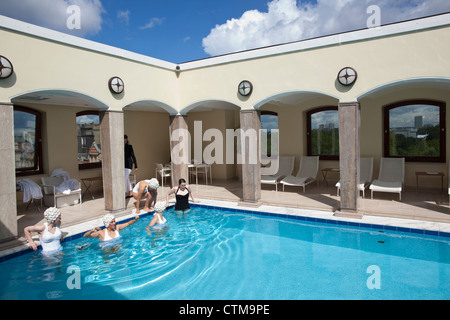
[10,89,109,110]
[357,77,450,100]
[179,99,240,115]
[254,90,340,110]
[123,99,178,115]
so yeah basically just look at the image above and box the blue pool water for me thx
[0,206,449,300]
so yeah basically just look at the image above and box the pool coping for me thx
[1,198,450,262]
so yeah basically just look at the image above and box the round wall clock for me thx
[238,80,253,96]
[108,76,124,94]
[0,55,13,79]
[337,67,357,86]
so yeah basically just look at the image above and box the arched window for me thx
[307,107,339,160]
[384,100,445,162]
[260,111,278,157]
[14,106,43,176]
[76,111,102,169]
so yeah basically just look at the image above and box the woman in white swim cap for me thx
[145,201,168,230]
[131,177,159,214]
[24,207,64,254]
[83,213,140,242]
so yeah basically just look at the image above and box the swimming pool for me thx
[0,205,449,300]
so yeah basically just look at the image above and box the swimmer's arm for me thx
[117,215,139,231]
[24,224,45,251]
[166,187,176,206]
[187,186,200,203]
[83,227,101,238]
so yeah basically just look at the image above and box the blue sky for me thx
[1,0,449,63]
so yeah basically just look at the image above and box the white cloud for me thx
[0,0,104,37]
[139,17,165,30]
[202,0,450,56]
[117,10,130,25]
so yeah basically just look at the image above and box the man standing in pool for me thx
[165,178,200,213]
[83,214,140,242]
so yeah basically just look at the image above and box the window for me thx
[76,111,102,169]
[384,100,445,162]
[14,106,43,176]
[307,107,339,160]
[260,111,278,157]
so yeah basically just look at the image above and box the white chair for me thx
[448,161,449,204]
[41,176,82,208]
[369,157,405,201]
[280,156,319,193]
[155,163,171,188]
[336,157,373,198]
[190,163,210,185]
[261,155,295,191]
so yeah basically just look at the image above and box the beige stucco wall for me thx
[178,26,450,111]
[2,22,449,114]
[123,110,171,182]
[0,28,179,112]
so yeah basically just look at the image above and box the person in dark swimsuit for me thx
[166,178,199,213]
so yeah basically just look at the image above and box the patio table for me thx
[415,171,444,193]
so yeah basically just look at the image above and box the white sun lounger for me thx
[261,155,295,191]
[369,157,405,201]
[336,157,373,198]
[280,156,319,193]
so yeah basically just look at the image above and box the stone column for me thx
[0,102,18,241]
[335,102,362,218]
[99,110,125,212]
[240,110,261,204]
[169,115,189,187]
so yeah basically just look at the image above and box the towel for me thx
[17,179,43,203]
[55,179,81,194]
[50,168,70,181]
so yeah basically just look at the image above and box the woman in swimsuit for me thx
[165,178,199,214]
[24,207,64,255]
[83,213,139,242]
[132,178,159,213]
[145,201,168,230]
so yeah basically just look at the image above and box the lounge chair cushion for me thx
[261,173,284,183]
[369,180,402,193]
[336,181,367,190]
[280,176,309,186]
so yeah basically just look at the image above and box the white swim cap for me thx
[102,214,115,227]
[154,201,166,213]
[148,178,159,190]
[44,207,61,224]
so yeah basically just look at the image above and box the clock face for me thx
[0,56,13,79]
[238,80,252,96]
[337,67,357,86]
[108,76,124,94]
